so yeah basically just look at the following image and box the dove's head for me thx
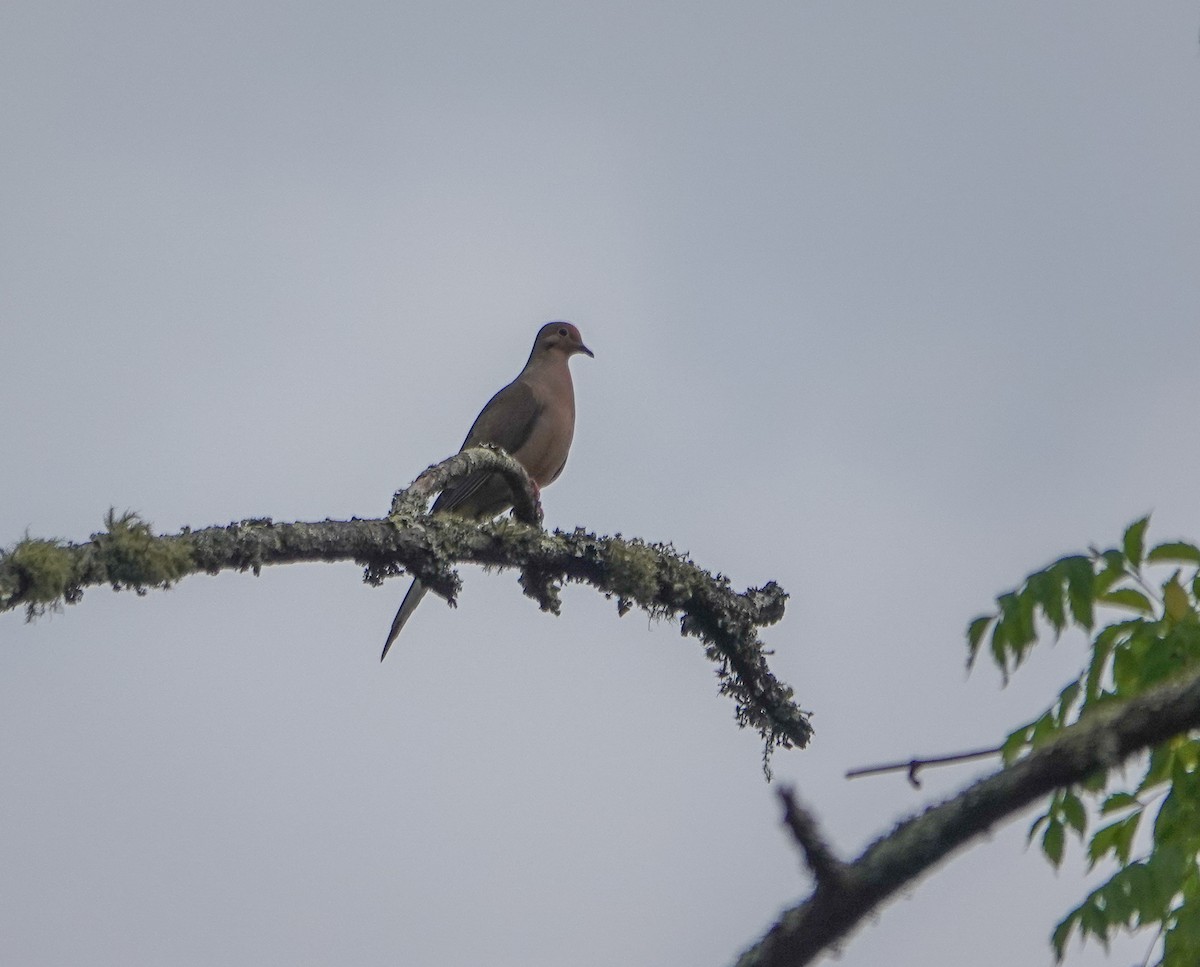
[534,321,594,360]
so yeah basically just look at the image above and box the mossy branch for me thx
[0,451,811,760]
[733,663,1200,967]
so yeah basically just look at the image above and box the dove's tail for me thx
[381,579,428,661]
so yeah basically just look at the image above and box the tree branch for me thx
[778,787,844,887]
[734,665,1200,967]
[0,453,812,759]
[390,446,543,526]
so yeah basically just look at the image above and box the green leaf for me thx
[1120,861,1156,922]
[1170,754,1200,796]
[1065,556,1096,629]
[1025,569,1065,635]
[1052,909,1079,961]
[1092,563,1124,597]
[1173,622,1200,665]
[1164,573,1191,623]
[1111,814,1139,863]
[989,618,1010,682]
[1147,541,1200,565]
[1061,790,1087,837]
[1052,908,1079,961]
[1124,516,1151,569]
[966,614,993,666]
[1002,724,1032,765]
[1112,625,1155,693]
[1098,872,1136,926]
[1056,680,1081,724]
[1038,569,1068,633]
[1030,709,1057,747]
[1086,624,1124,701]
[1097,588,1155,615]
[1101,548,1126,571]
[1087,820,1120,868]
[1100,792,1140,815]
[1164,907,1200,966]
[1161,870,1200,964]
[1174,738,1200,773]
[1137,844,1190,920]
[1139,625,1190,688]
[997,590,1037,659]
[1043,817,1066,867]
[1086,815,1140,868]
[1078,898,1110,949]
[1028,810,1050,844]
[1138,746,1175,793]
[1015,589,1038,657]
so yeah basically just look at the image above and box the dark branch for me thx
[734,665,1200,967]
[0,457,811,758]
[778,787,844,887]
[845,745,1004,788]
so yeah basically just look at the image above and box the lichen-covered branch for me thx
[734,664,1200,967]
[0,452,811,758]
[390,446,543,526]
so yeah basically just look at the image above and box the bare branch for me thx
[845,745,1003,787]
[734,665,1200,967]
[778,787,844,887]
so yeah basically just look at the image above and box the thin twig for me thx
[845,745,1003,788]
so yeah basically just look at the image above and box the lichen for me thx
[92,510,193,591]
[1,537,78,618]
[605,538,663,603]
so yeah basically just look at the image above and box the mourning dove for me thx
[381,321,593,660]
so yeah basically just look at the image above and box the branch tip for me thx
[778,786,843,887]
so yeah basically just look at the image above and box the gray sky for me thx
[2,3,1199,965]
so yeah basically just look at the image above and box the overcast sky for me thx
[2,3,1199,965]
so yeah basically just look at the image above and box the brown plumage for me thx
[381,322,593,659]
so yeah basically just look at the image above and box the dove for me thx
[381,322,593,660]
